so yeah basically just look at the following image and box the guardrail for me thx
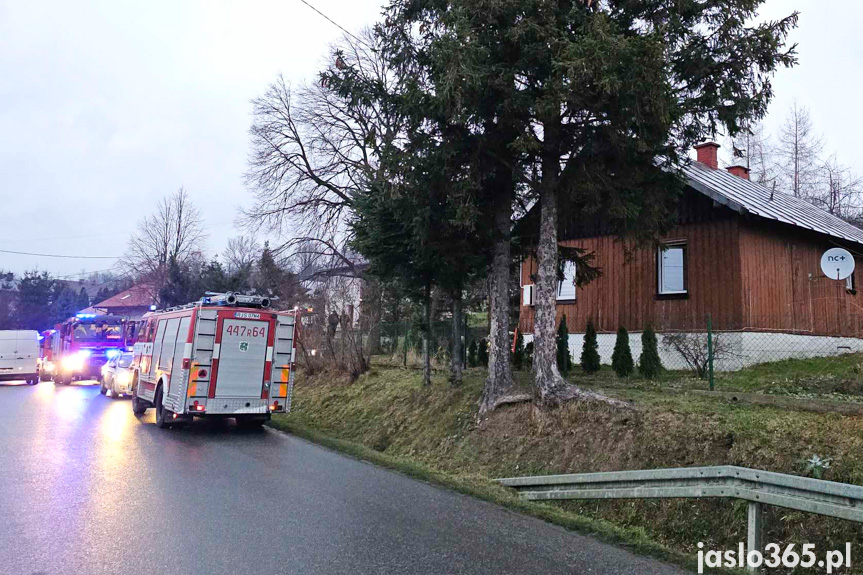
[497,466,863,572]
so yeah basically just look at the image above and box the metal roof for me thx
[93,283,156,309]
[684,161,863,247]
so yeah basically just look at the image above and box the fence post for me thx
[403,321,408,367]
[463,311,468,366]
[747,501,763,573]
[706,313,715,391]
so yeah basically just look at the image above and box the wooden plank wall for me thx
[518,217,743,334]
[738,221,863,337]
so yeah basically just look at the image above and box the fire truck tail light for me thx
[182,358,190,370]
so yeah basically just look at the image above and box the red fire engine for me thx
[130,292,298,429]
[45,313,135,385]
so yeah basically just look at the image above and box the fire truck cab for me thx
[50,314,131,385]
[130,293,297,429]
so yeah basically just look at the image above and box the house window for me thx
[658,243,687,294]
[557,261,577,301]
[847,272,856,292]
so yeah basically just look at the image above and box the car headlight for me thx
[116,371,131,386]
[61,354,86,371]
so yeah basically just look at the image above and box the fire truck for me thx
[48,313,134,385]
[130,292,298,429]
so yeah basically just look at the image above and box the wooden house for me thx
[517,143,863,369]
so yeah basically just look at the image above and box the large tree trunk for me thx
[532,115,572,405]
[450,290,463,386]
[422,284,431,386]
[361,278,382,356]
[479,195,514,414]
[531,120,626,410]
[532,180,571,404]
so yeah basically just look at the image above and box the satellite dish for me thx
[820,247,855,280]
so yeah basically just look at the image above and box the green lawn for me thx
[572,353,863,401]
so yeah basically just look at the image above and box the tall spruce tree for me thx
[384,0,797,408]
[347,32,492,387]
[381,0,530,408]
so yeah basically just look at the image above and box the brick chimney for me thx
[727,165,750,180]
[694,142,720,170]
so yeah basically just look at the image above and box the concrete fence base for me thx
[522,331,863,372]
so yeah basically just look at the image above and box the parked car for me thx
[100,351,135,397]
[0,330,40,385]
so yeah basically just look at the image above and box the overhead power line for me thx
[0,248,120,260]
[295,0,372,48]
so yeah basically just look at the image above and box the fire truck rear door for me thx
[214,318,269,398]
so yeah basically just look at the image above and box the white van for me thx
[0,330,40,385]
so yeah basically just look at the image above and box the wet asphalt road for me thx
[0,381,691,575]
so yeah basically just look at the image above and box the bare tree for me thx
[813,155,863,221]
[728,121,777,188]
[222,235,260,275]
[244,28,404,278]
[662,332,739,378]
[123,188,206,289]
[777,101,823,198]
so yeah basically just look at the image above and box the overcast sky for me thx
[0,0,859,278]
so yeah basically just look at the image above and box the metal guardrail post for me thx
[497,465,863,565]
[747,501,763,573]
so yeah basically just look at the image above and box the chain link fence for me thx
[305,310,863,383]
[557,313,863,376]
[378,320,490,368]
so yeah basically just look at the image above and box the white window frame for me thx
[522,284,535,306]
[847,272,856,292]
[557,261,577,301]
[658,242,687,295]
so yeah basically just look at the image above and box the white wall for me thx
[523,331,863,372]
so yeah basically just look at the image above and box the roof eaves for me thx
[683,176,746,215]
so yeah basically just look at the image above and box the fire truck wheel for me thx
[154,386,172,429]
[131,393,148,415]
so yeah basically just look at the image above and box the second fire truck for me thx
[130,293,298,429]
[45,313,134,385]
